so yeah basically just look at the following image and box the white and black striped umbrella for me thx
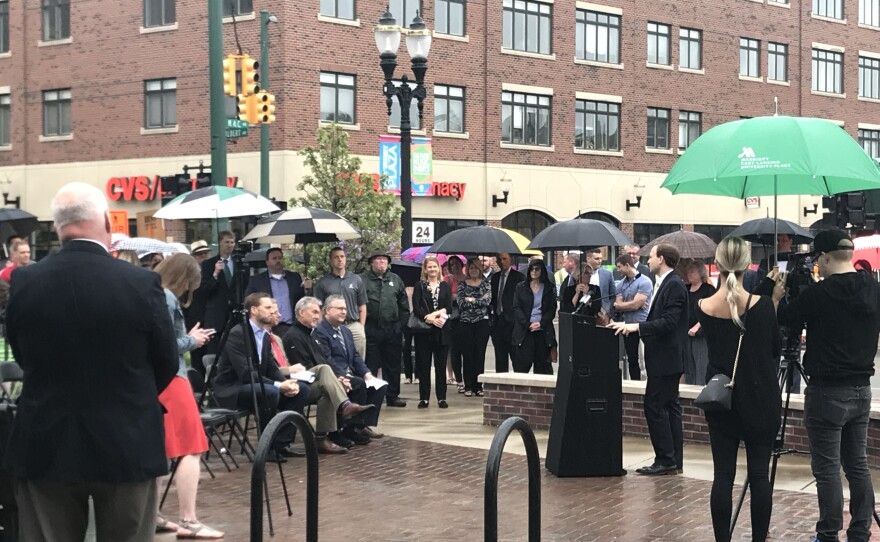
[111,237,186,258]
[243,207,361,244]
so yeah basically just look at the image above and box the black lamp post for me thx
[375,10,431,251]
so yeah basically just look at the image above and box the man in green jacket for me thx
[360,253,410,407]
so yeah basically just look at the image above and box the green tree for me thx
[294,124,403,277]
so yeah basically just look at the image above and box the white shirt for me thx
[654,269,674,291]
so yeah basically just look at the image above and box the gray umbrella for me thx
[639,230,717,259]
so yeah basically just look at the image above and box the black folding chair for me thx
[0,362,23,403]
[201,355,255,459]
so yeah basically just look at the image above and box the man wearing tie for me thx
[490,252,525,373]
[200,231,247,357]
[587,249,617,315]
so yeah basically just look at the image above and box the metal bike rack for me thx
[250,412,319,542]
[484,416,542,542]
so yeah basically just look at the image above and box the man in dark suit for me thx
[490,252,525,373]
[200,231,248,358]
[609,243,688,475]
[314,294,386,446]
[6,183,178,541]
[587,248,618,315]
[245,247,307,338]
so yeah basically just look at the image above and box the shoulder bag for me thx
[694,294,752,412]
[407,283,433,334]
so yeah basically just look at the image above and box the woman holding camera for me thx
[696,237,781,542]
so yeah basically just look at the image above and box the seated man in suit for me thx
[245,248,309,338]
[313,294,386,448]
[213,292,312,459]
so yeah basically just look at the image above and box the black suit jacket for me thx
[213,322,285,409]
[490,268,525,324]
[6,240,178,483]
[412,281,454,345]
[639,271,689,377]
[200,255,248,332]
[511,281,558,347]
[245,271,305,323]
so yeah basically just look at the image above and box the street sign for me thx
[413,221,434,244]
[226,118,248,139]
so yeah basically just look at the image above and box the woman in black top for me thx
[696,236,781,542]
[512,260,557,374]
[412,256,454,408]
[685,260,716,385]
[455,258,492,396]
[560,264,602,316]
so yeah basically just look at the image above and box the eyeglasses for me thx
[328,306,346,311]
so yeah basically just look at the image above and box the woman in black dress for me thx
[696,236,781,542]
[511,260,557,374]
[412,256,454,408]
[685,260,716,384]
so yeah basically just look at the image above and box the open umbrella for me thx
[400,246,465,266]
[427,226,541,256]
[111,237,185,258]
[154,186,280,219]
[729,217,814,245]
[526,219,632,250]
[661,115,880,262]
[0,208,39,247]
[853,235,880,270]
[639,230,717,259]
[242,207,361,244]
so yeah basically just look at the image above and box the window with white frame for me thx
[859,129,880,158]
[679,28,702,70]
[0,0,8,53]
[575,10,620,64]
[320,0,354,20]
[0,93,9,146]
[859,56,880,99]
[319,72,356,124]
[43,89,71,136]
[768,42,788,82]
[813,0,843,19]
[861,0,880,26]
[41,0,69,41]
[434,85,464,133]
[812,48,844,94]
[502,0,552,55]
[435,0,465,36]
[575,100,619,151]
[501,91,551,146]
[678,111,701,150]
[223,0,253,17]
[646,107,669,149]
[390,0,421,27]
[647,22,670,65]
[144,0,175,27]
[740,38,760,77]
[144,79,177,129]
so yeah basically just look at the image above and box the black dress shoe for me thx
[417,400,429,409]
[387,398,407,407]
[342,427,371,445]
[328,432,355,449]
[636,464,678,476]
[438,400,449,409]
[277,447,305,458]
[266,453,288,464]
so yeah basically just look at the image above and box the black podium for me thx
[545,312,626,477]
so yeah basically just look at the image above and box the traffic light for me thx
[848,192,866,228]
[240,55,260,95]
[222,55,237,97]
[238,94,259,124]
[821,195,838,214]
[256,92,276,124]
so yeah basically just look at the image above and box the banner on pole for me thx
[378,135,433,196]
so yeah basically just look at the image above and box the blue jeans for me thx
[804,384,874,542]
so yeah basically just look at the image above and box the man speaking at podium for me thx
[609,243,687,475]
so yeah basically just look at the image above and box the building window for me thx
[812,49,844,94]
[679,28,702,70]
[0,94,9,146]
[633,223,679,247]
[501,91,551,146]
[319,72,356,125]
[502,210,554,242]
[389,80,420,129]
[646,107,669,149]
[434,85,465,133]
[144,79,177,129]
[320,0,354,20]
[646,22,670,65]
[813,0,843,19]
[575,10,620,64]
[678,111,701,150]
[435,0,465,36]
[739,38,760,77]
[223,0,253,17]
[768,42,788,82]
[502,0,552,55]
[390,0,421,27]
[144,0,175,27]
[575,100,619,151]
[41,0,70,41]
[694,225,737,244]
[43,89,71,137]
[860,129,880,158]
[0,0,8,53]
[861,0,880,26]
[859,56,880,100]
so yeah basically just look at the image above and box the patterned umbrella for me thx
[400,246,465,265]
[154,186,280,219]
[111,237,185,258]
[639,230,717,259]
[242,207,361,244]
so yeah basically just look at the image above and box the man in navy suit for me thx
[490,252,525,373]
[245,247,308,338]
[587,249,617,315]
[314,294,386,446]
[609,243,688,475]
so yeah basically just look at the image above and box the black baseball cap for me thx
[812,229,854,255]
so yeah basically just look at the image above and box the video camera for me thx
[782,251,814,301]
[231,240,253,261]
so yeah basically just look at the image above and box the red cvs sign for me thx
[106,175,240,202]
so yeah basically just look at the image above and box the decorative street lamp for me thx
[375,10,431,250]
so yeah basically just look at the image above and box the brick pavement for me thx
[156,436,880,542]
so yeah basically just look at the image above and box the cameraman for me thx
[772,230,878,542]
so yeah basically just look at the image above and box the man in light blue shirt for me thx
[613,254,653,381]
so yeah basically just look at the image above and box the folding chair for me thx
[0,362,23,403]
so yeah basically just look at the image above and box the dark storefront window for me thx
[693,224,737,244]
[633,223,679,247]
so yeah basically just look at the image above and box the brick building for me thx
[0,0,879,254]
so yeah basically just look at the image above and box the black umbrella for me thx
[0,209,38,245]
[391,259,422,288]
[427,226,541,256]
[729,217,814,245]
[526,219,632,250]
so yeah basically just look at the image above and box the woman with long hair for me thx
[455,257,491,396]
[412,256,453,408]
[153,254,223,538]
[696,237,781,542]
[560,263,601,315]
[684,260,715,385]
[445,256,466,390]
[511,259,557,374]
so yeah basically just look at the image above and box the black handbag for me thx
[694,294,751,412]
[407,312,432,334]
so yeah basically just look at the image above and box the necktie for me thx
[269,335,288,367]
[496,271,506,314]
[222,258,232,285]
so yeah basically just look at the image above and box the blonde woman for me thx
[153,254,223,539]
[412,256,453,408]
[696,237,780,542]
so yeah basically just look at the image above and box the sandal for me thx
[177,519,224,539]
[446,378,456,385]
[475,390,484,397]
[464,390,473,397]
[457,384,465,394]
[156,515,179,533]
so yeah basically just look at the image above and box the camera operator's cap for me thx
[368,252,392,263]
[190,240,210,255]
[812,230,854,255]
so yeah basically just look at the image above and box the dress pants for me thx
[304,364,349,434]
[447,319,463,383]
[623,332,641,381]
[643,373,683,468]
[402,328,414,380]
[513,330,552,375]
[414,331,448,402]
[489,316,514,373]
[236,382,312,448]
[346,376,385,427]
[16,479,157,542]
[457,319,490,392]
[345,321,367,360]
[365,321,403,403]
